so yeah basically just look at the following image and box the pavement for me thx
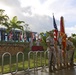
[3,66,76,75]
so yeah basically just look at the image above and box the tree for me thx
[10,16,24,31]
[3,16,25,41]
[0,9,25,41]
[40,32,48,46]
[3,16,25,32]
[71,33,76,47]
[3,16,25,31]
[0,9,9,24]
[72,34,76,37]
[9,16,25,41]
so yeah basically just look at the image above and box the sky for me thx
[0,0,76,36]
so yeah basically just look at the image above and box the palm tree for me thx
[3,16,25,32]
[0,9,25,41]
[0,9,9,24]
[10,16,24,30]
[9,16,25,41]
[0,9,24,31]
[3,16,25,41]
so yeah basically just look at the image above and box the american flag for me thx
[19,32,23,41]
[24,32,26,41]
[9,31,13,40]
[53,15,58,41]
[31,32,35,41]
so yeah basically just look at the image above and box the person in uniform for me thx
[46,31,57,72]
[57,32,63,69]
[66,37,75,67]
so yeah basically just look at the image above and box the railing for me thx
[27,46,48,74]
[2,52,11,74]
[0,46,48,75]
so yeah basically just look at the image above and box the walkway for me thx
[3,66,76,75]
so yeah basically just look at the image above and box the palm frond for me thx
[17,21,25,24]
[2,22,10,28]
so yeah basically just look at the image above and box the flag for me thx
[53,15,58,41]
[60,16,66,50]
[39,34,42,41]
[31,32,34,40]
[35,33,39,40]
[19,32,23,41]
[24,32,26,41]
[0,32,1,41]
[60,16,66,65]
[9,31,13,40]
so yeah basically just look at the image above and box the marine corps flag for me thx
[60,16,66,51]
[60,16,66,66]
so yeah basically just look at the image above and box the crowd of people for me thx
[46,31,75,72]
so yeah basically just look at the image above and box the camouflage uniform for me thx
[57,37,63,69]
[46,35,57,72]
[66,37,75,66]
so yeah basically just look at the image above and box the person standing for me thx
[66,37,75,67]
[46,31,57,72]
[57,32,63,69]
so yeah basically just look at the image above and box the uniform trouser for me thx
[47,47,57,67]
[57,46,63,64]
[66,49,74,64]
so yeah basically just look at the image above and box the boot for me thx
[53,65,58,71]
[49,65,53,72]
[60,63,63,69]
[63,63,67,69]
[57,63,60,70]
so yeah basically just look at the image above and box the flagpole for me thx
[52,13,54,16]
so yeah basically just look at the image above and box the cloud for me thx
[0,0,57,33]
[0,0,20,7]
[22,6,33,15]
[65,25,76,36]
[23,14,54,33]
[0,0,76,36]
[39,0,47,4]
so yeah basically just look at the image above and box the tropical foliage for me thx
[0,9,9,24]
[0,9,25,32]
[10,16,24,30]
[3,16,25,32]
[72,34,76,47]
